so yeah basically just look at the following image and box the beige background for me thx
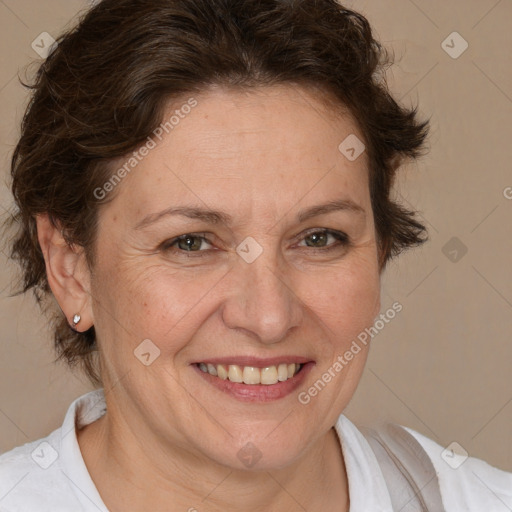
[0,0,511,473]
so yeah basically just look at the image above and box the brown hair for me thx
[5,0,429,384]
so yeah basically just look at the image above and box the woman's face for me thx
[89,84,381,470]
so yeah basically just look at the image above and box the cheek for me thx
[303,253,380,340]
[91,256,226,359]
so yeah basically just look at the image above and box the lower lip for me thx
[193,362,315,402]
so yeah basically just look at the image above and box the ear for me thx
[35,214,94,332]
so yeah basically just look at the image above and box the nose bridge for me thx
[221,247,303,344]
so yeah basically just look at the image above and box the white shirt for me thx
[0,389,511,511]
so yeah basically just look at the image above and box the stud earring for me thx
[72,314,81,327]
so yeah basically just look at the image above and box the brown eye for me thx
[175,235,206,251]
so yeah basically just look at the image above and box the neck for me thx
[78,412,349,512]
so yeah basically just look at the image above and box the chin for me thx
[200,427,313,472]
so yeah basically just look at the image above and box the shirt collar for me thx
[59,389,109,511]
[334,414,394,512]
[58,389,394,512]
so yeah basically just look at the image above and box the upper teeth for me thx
[198,363,301,385]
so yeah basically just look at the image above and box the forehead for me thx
[106,84,370,219]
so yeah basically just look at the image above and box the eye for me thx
[160,233,214,257]
[160,229,350,259]
[297,229,349,250]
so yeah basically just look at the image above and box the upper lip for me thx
[193,356,313,367]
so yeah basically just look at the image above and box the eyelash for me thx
[160,229,350,258]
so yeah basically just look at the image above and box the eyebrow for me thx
[134,198,365,231]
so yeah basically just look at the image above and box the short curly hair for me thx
[5,0,429,385]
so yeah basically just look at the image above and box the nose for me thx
[221,253,303,345]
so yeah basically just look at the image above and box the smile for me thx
[197,362,302,385]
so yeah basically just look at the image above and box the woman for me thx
[1,0,511,510]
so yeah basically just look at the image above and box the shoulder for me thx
[403,426,512,511]
[0,428,83,511]
[0,426,58,480]
[0,389,108,512]
[337,415,512,511]
[0,389,107,511]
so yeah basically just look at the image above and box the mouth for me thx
[192,358,314,402]
[197,362,302,385]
